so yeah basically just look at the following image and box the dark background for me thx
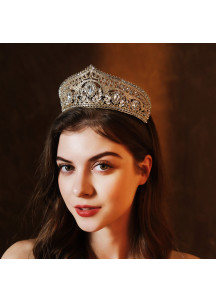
[0,44,215,258]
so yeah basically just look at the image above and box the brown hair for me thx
[31,108,173,258]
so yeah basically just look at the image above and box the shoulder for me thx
[169,250,200,259]
[1,239,36,259]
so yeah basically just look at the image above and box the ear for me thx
[137,154,152,186]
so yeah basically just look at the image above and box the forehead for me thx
[57,127,130,159]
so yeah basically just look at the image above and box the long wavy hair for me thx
[30,107,173,258]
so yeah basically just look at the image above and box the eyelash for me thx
[58,164,74,173]
[57,161,113,174]
[93,161,113,172]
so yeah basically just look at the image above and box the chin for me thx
[75,219,105,233]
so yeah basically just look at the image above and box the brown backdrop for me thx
[0,44,215,258]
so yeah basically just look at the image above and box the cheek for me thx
[58,176,72,203]
[98,171,139,208]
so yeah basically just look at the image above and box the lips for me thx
[75,205,101,217]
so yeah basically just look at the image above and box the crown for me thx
[58,65,151,123]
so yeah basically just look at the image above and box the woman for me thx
[2,65,198,259]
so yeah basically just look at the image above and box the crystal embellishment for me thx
[84,82,96,97]
[131,100,140,110]
[119,97,126,107]
[67,92,72,101]
[59,65,151,123]
[112,92,121,104]
[104,94,111,105]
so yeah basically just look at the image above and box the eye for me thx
[58,164,74,173]
[93,161,112,172]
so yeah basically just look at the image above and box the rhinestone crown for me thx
[59,65,151,123]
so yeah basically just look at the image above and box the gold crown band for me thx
[59,65,151,123]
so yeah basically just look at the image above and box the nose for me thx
[72,169,95,198]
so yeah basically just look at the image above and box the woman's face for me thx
[57,127,151,233]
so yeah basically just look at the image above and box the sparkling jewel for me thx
[104,94,111,104]
[67,92,72,101]
[112,92,121,104]
[119,97,126,107]
[131,100,140,110]
[84,82,96,97]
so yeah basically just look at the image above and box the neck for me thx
[88,209,131,259]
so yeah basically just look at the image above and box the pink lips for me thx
[75,205,101,217]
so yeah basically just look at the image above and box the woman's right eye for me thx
[58,165,74,173]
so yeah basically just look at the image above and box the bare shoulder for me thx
[170,250,200,259]
[1,239,36,259]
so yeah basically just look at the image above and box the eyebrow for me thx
[56,151,122,163]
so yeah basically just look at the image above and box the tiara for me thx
[58,65,151,123]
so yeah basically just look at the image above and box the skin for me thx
[56,127,152,258]
[1,127,200,259]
